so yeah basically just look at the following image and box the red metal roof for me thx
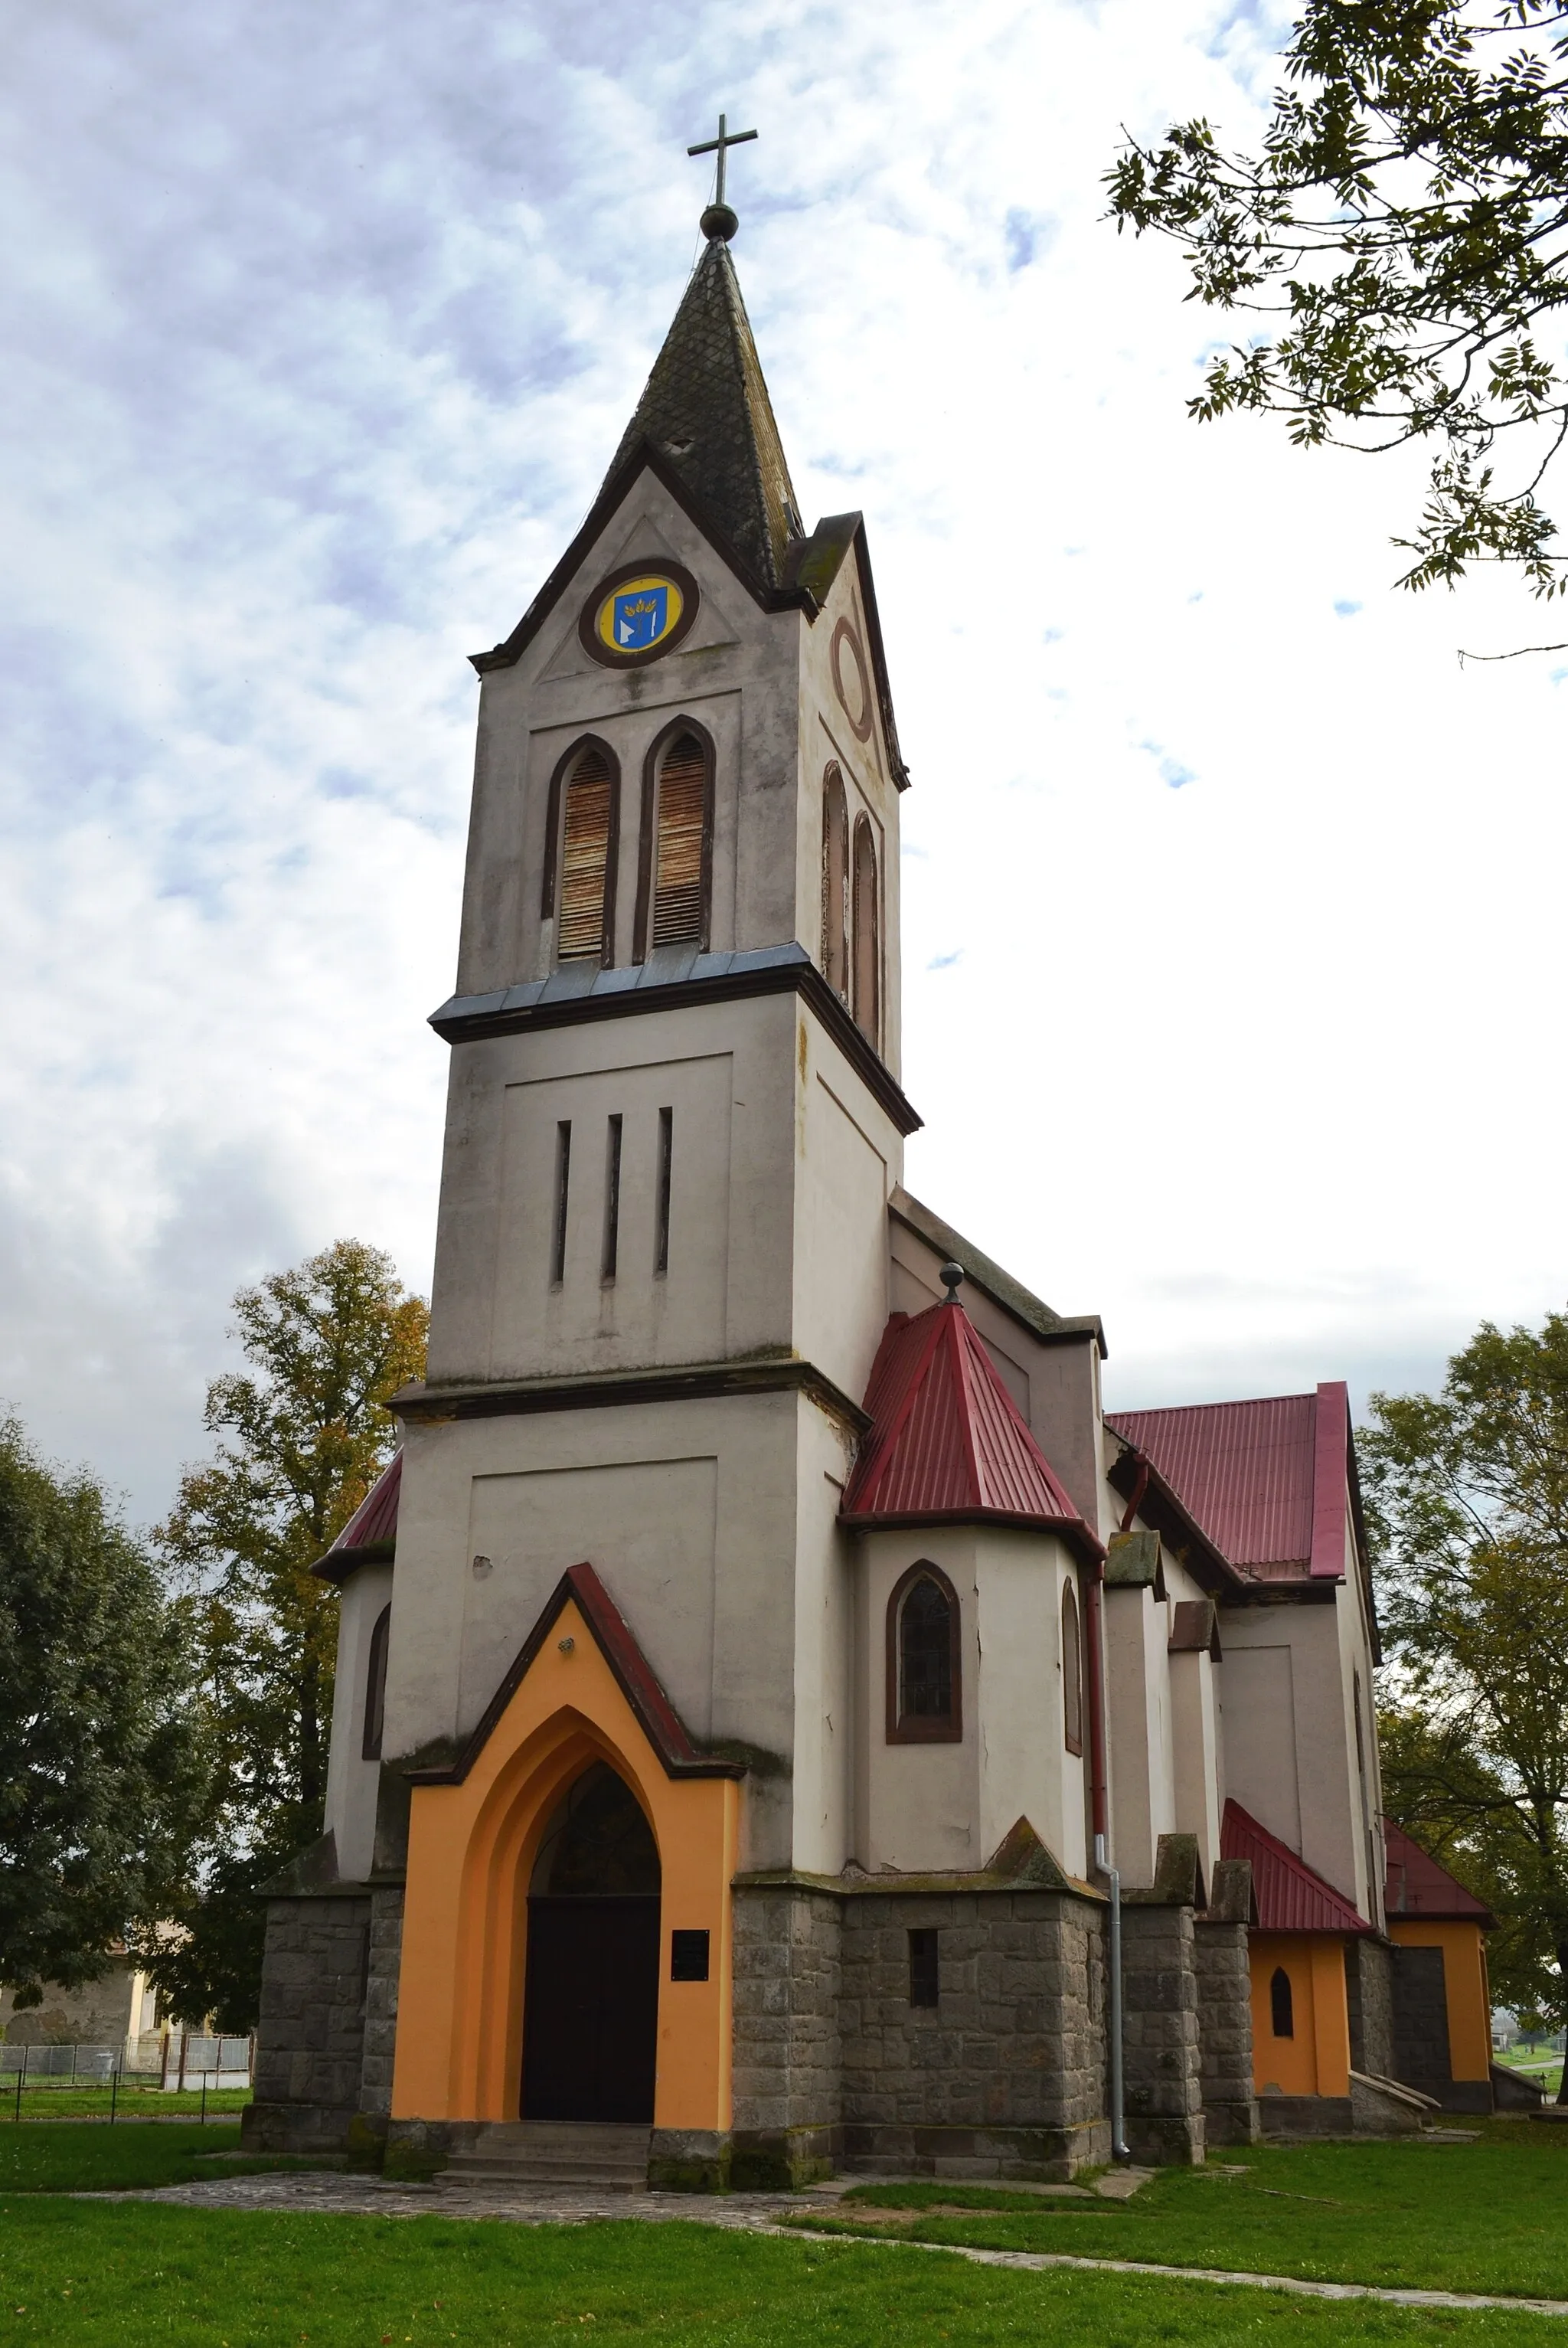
[1106,1386,1349,1579]
[312,1450,401,1582]
[843,1303,1102,1562]
[1221,1800,1371,1933]
[1384,1820,1494,1925]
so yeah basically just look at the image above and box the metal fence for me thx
[0,2036,253,2088]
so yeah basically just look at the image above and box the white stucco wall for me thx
[323,1559,394,1886]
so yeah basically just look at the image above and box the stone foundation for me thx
[730,1884,841,2182]
[1346,1936,1395,2081]
[242,1893,371,2153]
[838,1885,1107,2180]
[1194,1860,1259,2145]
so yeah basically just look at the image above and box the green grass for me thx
[0,2123,322,2193]
[791,2125,1568,2301]
[0,2086,252,2121]
[0,2204,1562,2348]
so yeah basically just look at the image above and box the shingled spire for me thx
[607,236,802,590]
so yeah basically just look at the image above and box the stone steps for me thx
[439,2121,651,2193]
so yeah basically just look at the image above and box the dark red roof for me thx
[1384,1820,1493,1925]
[312,1450,401,1583]
[1221,1800,1371,1934]
[842,1303,1102,1562]
[1106,1384,1350,1580]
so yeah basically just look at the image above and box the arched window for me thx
[1062,1580,1083,1757]
[553,745,616,962]
[821,765,849,999]
[361,1602,390,1761]
[530,1762,661,1895]
[852,813,880,1045]
[637,726,710,957]
[1270,1966,1295,2039]
[887,1563,962,1742]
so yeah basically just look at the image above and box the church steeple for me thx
[606,233,802,590]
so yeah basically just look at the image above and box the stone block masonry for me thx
[242,1895,371,2153]
[1120,1898,1204,2166]
[727,1884,842,2186]
[836,1887,1109,2179]
[1195,1859,1259,2146]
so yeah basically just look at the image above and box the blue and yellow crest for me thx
[596,574,684,656]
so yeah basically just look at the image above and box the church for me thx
[243,162,1498,2186]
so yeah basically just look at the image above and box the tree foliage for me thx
[139,1241,427,2030]
[1361,1309,1568,2088]
[1106,0,1568,598]
[0,1417,207,2006]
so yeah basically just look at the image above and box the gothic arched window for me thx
[887,1562,962,1743]
[362,1602,390,1762]
[1270,1965,1295,2039]
[852,813,880,1045]
[544,741,617,964]
[821,764,849,999]
[637,724,711,957]
[1062,1580,1083,1757]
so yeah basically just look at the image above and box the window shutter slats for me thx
[652,737,706,947]
[558,753,612,959]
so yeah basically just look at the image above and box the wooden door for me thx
[521,1895,660,2122]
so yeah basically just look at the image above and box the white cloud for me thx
[2,0,1561,1519]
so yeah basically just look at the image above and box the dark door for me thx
[521,1894,660,2121]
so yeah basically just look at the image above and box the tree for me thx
[1106,0,1568,613]
[142,1241,427,2031]
[0,1416,207,2007]
[1360,1307,1568,2097]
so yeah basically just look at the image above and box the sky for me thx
[3,0,1566,1529]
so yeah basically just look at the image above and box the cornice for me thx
[391,1353,872,1440]
[429,942,923,1137]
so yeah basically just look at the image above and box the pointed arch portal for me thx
[390,1565,740,2131]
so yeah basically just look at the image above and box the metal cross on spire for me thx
[688,113,757,240]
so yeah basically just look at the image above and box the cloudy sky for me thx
[4,0,1566,1527]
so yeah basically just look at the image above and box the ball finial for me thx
[700,201,739,241]
[940,1262,965,1304]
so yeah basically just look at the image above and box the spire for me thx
[606,235,802,590]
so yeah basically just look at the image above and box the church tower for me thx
[263,174,1137,2189]
[253,154,1402,2186]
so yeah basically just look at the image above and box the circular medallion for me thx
[831,616,874,741]
[580,561,700,668]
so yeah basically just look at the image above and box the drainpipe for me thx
[1085,1558,1129,2163]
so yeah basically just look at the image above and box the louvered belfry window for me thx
[651,732,707,948]
[557,750,612,960]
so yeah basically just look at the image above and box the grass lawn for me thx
[0,2124,322,2193]
[0,2088,252,2121]
[791,2123,1568,2301]
[1,2203,1564,2348]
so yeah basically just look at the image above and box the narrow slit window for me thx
[557,750,612,961]
[908,1928,939,2009]
[852,813,880,1045]
[1062,1580,1083,1757]
[602,1114,622,1283]
[550,1121,571,1285]
[821,765,849,999]
[651,733,707,947]
[655,1106,673,1275]
[1270,1966,1295,2039]
[362,1603,390,1761]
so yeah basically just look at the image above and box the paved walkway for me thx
[109,2171,1568,2320]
